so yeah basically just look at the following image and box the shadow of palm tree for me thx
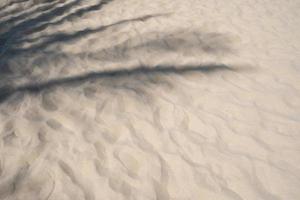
[70,30,234,63]
[10,13,171,54]
[0,0,240,105]
[0,0,65,30]
[0,63,236,103]
[0,0,170,61]
[0,0,29,13]
[1,0,112,51]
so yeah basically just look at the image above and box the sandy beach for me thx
[0,0,300,199]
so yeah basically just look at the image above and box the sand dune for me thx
[0,0,300,199]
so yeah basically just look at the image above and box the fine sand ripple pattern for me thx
[0,0,300,199]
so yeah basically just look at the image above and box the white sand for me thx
[0,0,299,199]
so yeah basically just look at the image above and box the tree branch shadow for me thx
[0,0,64,31]
[0,0,116,56]
[0,0,243,106]
[0,63,236,103]
[0,0,170,63]
[0,0,29,13]
[10,13,171,54]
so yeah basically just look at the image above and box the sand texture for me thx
[0,0,300,199]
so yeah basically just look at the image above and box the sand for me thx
[0,0,299,199]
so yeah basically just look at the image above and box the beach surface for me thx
[0,0,300,199]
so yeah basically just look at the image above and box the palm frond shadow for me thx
[0,0,242,105]
[0,0,170,61]
[0,0,65,30]
[0,0,29,13]
[0,0,119,56]
[0,64,236,103]
[72,31,234,62]
[11,13,170,54]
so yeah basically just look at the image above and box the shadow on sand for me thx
[0,63,235,103]
[0,0,171,70]
[0,0,241,105]
[0,0,129,56]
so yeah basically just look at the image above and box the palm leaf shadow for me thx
[0,0,240,105]
[0,63,236,103]
[0,0,116,56]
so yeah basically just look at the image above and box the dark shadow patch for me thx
[11,13,170,53]
[0,63,235,103]
[0,0,117,56]
[70,30,233,62]
[0,0,241,106]
[9,0,115,37]
[0,0,64,31]
[0,0,30,13]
